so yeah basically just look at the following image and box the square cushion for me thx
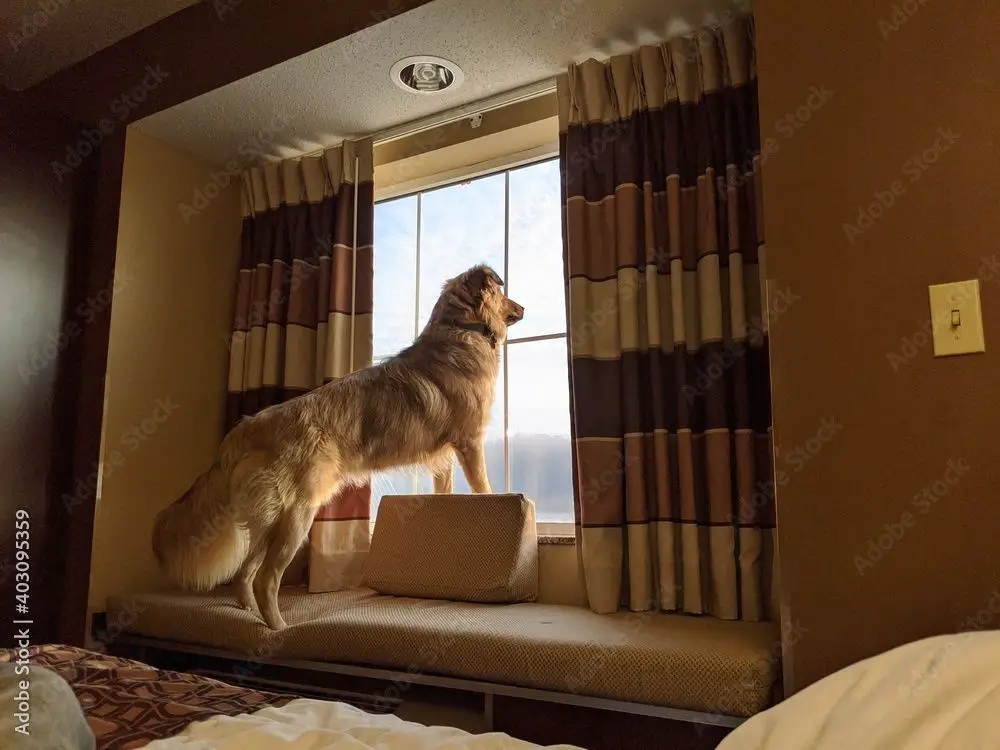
[362,493,538,603]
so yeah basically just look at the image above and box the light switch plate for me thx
[928,279,986,357]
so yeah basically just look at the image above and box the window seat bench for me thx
[104,585,781,726]
[106,493,781,744]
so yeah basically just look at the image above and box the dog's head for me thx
[430,263,525,344]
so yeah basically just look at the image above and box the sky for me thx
[371,158,573,519]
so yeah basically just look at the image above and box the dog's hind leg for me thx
[253,503,318,630]
[234,532,267,611]
[227,460,280,612]
[455,440,493,494]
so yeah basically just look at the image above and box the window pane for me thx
[454,349,505,494]
[373,195,418,358]
[507,159,566,339]
[371,468,416,524]
[507,337,573,523]
[417,173,506,330]
[412,351,506,496]
[370,354,505,514]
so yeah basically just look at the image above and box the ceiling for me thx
[1,0,751,165]
[135,0,750,166]
[0,0,200,90]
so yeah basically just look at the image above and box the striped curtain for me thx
[558,15,776,621]
[226,139,375,593]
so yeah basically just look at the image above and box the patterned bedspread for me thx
[0,644,293,749]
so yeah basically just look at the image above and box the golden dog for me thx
[153,264,524,629]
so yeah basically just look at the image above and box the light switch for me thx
[928,280,986,357]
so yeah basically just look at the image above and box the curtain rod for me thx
[287,77,557,161]
[371,77,556,146]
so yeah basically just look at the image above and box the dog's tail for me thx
[152,463,249,591]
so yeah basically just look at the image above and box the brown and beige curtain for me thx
[226,139,375,593]
[559,16,776,621]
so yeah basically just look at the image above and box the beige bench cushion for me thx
[107,588,780,717]
[363,494,538,603]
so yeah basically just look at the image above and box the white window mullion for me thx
[502,169,511,494]
[413,193,423,495]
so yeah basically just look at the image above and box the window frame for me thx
[371,146,575,536]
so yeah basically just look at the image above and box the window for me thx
[370,156,574,528]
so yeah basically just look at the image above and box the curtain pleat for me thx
[559,15,775,621]
[225,139,375,591]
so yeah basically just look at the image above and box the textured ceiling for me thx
[135,0,751,166]
[0,0,200,90]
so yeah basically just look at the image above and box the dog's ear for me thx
[466,265,503,292]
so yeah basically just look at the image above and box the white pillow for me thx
[718,631,1000,750]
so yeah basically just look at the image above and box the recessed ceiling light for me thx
[390,56,464,95]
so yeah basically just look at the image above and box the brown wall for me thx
[29,0,437,127]
[755,1,1000,692]
[87,127,241,615]
[0,87,112,645]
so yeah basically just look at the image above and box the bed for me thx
[9,630,1000,749]
[0,644,580,749]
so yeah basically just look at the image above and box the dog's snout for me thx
[508,301,524,322]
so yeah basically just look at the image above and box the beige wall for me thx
[756,1,1000,693]
[374,93,558,199]
[88,126,241,613]
[538,544,587,607]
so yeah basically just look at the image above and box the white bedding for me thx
[718,630,1000,749]
[146,631,1000,749]
[144,697,583,749]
